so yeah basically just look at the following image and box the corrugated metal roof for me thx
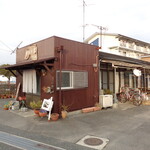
[99,51,150,69]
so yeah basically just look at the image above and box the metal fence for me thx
[0,84,16,95]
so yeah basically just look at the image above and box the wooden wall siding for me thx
[54,37,99,110]
[40,70,59,113]
[16,36,55,63]
[15,36,99,112]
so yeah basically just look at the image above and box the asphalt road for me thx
[0,99,150,150]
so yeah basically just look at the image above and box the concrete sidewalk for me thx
[1,99,150,150]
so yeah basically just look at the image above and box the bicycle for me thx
[117,85,144,106]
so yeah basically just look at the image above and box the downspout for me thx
[57,46,63,113]
[99,58,101,102]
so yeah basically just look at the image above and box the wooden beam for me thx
[40,62,54,67]
[17,70,22,76]
[8,69,17,77]
[43,64,51,73]
[45,63,54,67]
[39,61,54,76]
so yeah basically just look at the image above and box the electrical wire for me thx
[0,49,11,52]
[0,40,12,51]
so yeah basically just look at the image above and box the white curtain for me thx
[23,69,37,93]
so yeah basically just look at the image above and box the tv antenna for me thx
[11,41,23,54]
[85,24,108,49]
[82,0,87,42]
[82,0,95,42]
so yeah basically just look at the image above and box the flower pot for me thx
[18,96,23,101]
[39,112,47,117]
[61,111,67,119]
[34,109,40,115]
[51,113,59,121]
[18,96,26,101]
[39,109,47,117]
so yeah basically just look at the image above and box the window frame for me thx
[56,70,88,90]
[56,71,73,90]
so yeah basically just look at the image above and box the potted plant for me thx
[51,113,59,121]
[39,109,47,117]
[30,100,42,115]
[3,104,9,110]
[93,102,102,111]
[61,105,69,119]
[104,89,113,95]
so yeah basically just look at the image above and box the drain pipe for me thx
[57,46,63,113]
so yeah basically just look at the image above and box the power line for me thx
[0,40,12,51]
[0,49,11,52]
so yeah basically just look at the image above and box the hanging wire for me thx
[0,48,11,52]
[0,40,12,51]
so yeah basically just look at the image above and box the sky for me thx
[0,0,150,65]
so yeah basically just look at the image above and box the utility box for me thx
[99,95,113,108]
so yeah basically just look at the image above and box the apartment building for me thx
[85,33,150,59]
[85,33,150,98]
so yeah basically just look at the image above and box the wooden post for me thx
[144,68,146,92]
[113,67,117,103]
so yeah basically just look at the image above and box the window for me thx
[36,73,41,94]
[57,71,73,89]
[90,38,99,46]
[23,69,37,94]
[123,51,127,56]
[136,45,141,51]
[120,40,126,47]
[56,71,88,90]
[128,42,134,49]
[102,71,108,89]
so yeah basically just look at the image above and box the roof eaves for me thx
[3,57,55,70]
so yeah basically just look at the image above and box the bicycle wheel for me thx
[118,92,127,103]
[133,94,142,106]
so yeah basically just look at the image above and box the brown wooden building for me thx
[5,36,99,113]
[5,36,150,113]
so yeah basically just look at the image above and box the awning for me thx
[3,57,55,70]
[101,60,143,68]
[2,57,55,77]
[99,51,150,69]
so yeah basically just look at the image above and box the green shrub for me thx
[30,100,42,109]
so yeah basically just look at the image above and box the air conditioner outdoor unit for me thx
[99,95,113,108]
